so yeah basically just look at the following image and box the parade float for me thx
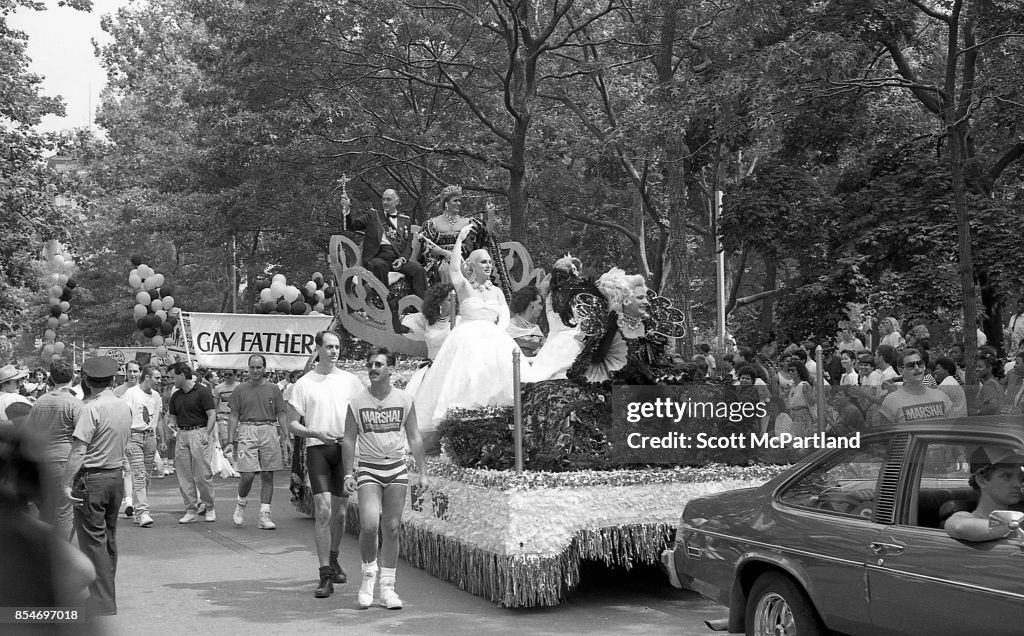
[308,227,784,607]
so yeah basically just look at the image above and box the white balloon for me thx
[50,285,63,297]
[155,345,168,357]
[50,273,60,283]
[53,254,65,267]
[130,268,139,278]
[283,286,300,303]
[57,274,68,285]
[59,301,70,312]
[315,290,325,302]
[153,273,165,287]
[272,273,286,284]
[305,281,317,294]
[63,258,75,270]
[151,298,164,312]
[51,354,63,362]
[133,304,148,320]
[48,296,60,306]
[270,281,286,298]
[128,274,142,289]
[314,302,325,313]
[152,335,164,346]
[169,307,181,316]
[259,288,273,303]
[47,317,59,329]
[155,310,168,322]
[42,344,54,357]
[53,341,66,354]
[138,265,153,279]
[309,310,320,315]
[162,296,175,309]
[136,291,151,305]
[58,313,69,325]
[44,329,56,342]
[144,277,158,291]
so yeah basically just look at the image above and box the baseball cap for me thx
[970,446,1024,474]
[81,356,119,380]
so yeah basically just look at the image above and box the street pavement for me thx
[88,475,724,636]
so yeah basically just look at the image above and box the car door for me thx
[867,437,1024,634]
[770,438,893,635]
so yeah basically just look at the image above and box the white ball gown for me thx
[414,292,531,434]
[527,295,584,381]
[401,312,451,395]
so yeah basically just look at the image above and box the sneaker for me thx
[379,584,403,610]
[205,509,216,522]
[124,505,134,519]
[258,510,276,530]
[330,561,347,584]
[233,501,246,527]
[178,512,200,524]
[196,503,207,516]
[357,569,377,609]
[314,567,334,599]
[137,512,154,527]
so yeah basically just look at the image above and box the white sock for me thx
[260,503,270,513]
[380,567,396,585]
[361,561,378,575]
[237,497,247,506]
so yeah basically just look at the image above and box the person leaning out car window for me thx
[944,447,1024,541]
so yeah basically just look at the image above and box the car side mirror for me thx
[988,510,1024,541]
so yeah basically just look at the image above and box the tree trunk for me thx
[508,124,529,242]
[950,123,978,385]
[759,257,777,335]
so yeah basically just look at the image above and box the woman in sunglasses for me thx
[876,348,952,424]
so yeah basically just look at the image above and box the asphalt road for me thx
[84,475,724,636]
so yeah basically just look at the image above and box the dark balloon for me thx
[160,322,174,336]
[323,286,335,298]
[60,287,73,301]
[130,255,144,266]
[161,284,175,296]
[260,300,276,313]
[290,301,307,315]
[275,300,290,314]
[136,319,148,330]
[147,315,163,328]
[50,306,62,317]
[142,327,157,339]
[256,280,271,291]
[166,316,179,327]
[66,279,77,289]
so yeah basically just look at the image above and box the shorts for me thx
[356,458,409,490]
[235,424,285,472]
[307,443,347,497]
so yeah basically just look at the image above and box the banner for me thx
[94,347,174,367]
[180,312,334,371]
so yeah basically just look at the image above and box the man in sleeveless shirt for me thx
[343,347,428,610]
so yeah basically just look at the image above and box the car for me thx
[661,418,1024,635]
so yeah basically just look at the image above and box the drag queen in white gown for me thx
[414,225,532,434]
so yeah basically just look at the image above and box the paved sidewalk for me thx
[90,475,721,636]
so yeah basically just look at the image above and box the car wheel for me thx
[745,572,825,636]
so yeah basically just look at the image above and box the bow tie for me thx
[387,214,399,219]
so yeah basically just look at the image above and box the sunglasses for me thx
[902,360,926,369]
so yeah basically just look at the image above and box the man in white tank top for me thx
[342,347,428,610]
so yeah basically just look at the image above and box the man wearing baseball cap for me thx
[61,356,132,615]
[944,446,1024,542]
[0,364,31,421]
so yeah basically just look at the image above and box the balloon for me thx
[275,300,290,313]
[136,319,148,330]
[256,279,271,291]
[160,322,174,336]
[53,341,65,354]
[168,307,180,316]
[259,288,274,303]
[152,335,164,346]
[136,292,151,306]
[128,274,142,289]
[138,265,152,279]
[49,306,62,318]
[270,282,286,298]
[143,277,158,291]
[309,311,320,315]
[315,290,325,302]
[48,296,60,306]
[162,296,174,310]
[254,302,268,314]
[59,301,70,313]
[153,273,165,287]
[142,327,157,338]
[57,274,69,286]
[47,317,59,329]
[323,286,335,298]
[131,255,143,266]
[151,298,164,312]
[314,302,325,313]
[60,287,72,302]
[155,310,168,322]
[63,258,75,270]
[283,286,300,303]
[53,254,65,267]
[44,329,56,342]
[133,304,148,320]
[42,344,54,357]
[160,284,175,296]
[290,301,307,315]
[65,278,77,289]
[305,281,317,294]
[58,313,69,325]
[260,300,276,313]
[51,354,63,362]
[146,315,162,328]
[272,273,286,284]
[50,273,60,283]
[50,285,63,297]
[155,345,168,357]
[322,296,332,307]
[312,272,323,282]
[166,315,179,327]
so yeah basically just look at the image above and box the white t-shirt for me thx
[123,384,164,431]
[878,386,952,424]
[288,368,365,447]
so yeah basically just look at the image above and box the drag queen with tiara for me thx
[415,185,492,287]
[413,224,533,437]
[528,254,598,382]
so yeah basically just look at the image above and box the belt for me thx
[131,429,154,434]
[81,466,121,474]
[240,420,277,425]
[179,425,207,431]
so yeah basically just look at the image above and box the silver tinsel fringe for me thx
[398,522,675,607]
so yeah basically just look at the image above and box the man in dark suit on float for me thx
[340,188,427,299]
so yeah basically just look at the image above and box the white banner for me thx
[181,312,334,371]
[94,347,174,367]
